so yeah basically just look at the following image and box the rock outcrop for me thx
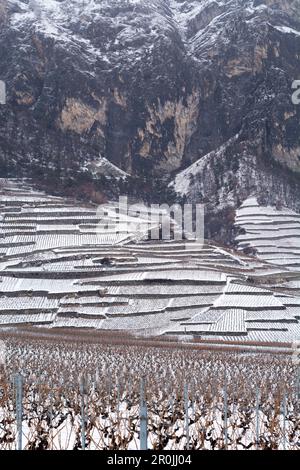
[0,0,300,238]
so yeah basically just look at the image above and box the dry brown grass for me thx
[0,328,292,356]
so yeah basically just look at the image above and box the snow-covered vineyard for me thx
[0,336,299,450]
[236,197,300,272]
[0,179,300,346]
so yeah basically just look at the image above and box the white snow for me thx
[1,178,300,344]
[235,196,300,272]
[273,25,300,37]
[172,133,240,196]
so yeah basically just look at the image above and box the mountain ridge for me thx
[0,0,300,240]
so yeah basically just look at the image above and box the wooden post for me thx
[140,378,148,450]
[184,383,190,450]
[80,377,86,450]
[255,386,260,450]
[15,374,23,451]
[224,374,228,450]
[282,393,287,451]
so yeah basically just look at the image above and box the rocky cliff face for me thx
[0,0,300,231]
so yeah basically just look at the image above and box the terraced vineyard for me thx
[236,197,300,271]
[0,179,300,347]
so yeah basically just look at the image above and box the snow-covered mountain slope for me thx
[0,0,300,234]
[83,155,130,180]
[235,196,300,271]
[0,179,300,344]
